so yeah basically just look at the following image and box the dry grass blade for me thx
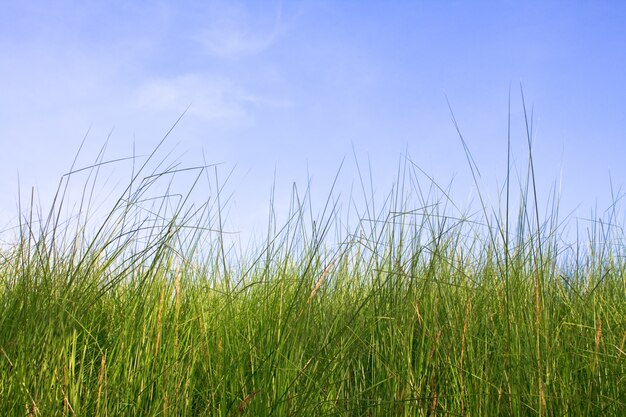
[308,258,336,303]
[237,389,261,414]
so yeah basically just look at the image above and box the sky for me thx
[1,1,626,247]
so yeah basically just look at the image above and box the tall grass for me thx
[0,113,625,416]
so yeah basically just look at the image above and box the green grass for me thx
[0,119,625,416]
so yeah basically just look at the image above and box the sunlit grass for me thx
[0,111,625,416]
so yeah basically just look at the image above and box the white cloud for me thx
[133,74,253,123]
[192,2,285,58]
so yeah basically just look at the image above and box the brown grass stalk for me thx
[308,258,336,303]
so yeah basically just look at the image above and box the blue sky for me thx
[1,1,625,245]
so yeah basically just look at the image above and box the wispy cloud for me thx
[133,74,290,124]
[192,2,286,58]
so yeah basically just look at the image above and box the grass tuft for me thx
[1,110,625,416]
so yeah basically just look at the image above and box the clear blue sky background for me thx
[1,1,625,245]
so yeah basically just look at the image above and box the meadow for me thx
[0,122,625,416]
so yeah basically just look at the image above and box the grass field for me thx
[1,123,625,416]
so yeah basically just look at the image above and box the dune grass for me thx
[0,118,625,416]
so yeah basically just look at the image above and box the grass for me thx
[0,109,625,416]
